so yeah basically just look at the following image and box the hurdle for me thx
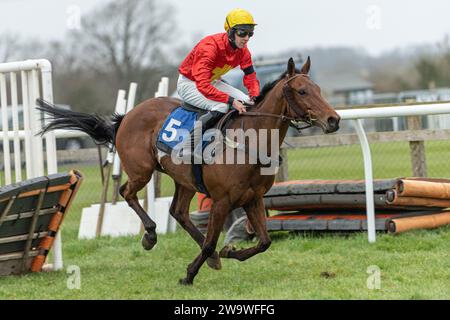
[0,59,62,269]
[0,171,83,276]
[263,178,450,233]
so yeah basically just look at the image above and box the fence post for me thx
[155,172,162,198]
[276,148,289,182]
[407,115,427,177]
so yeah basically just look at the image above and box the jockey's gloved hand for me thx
[246,97,256,106]
[232,99,247,114]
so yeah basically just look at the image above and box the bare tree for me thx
[71,0,177,98]
[0,33,22,62]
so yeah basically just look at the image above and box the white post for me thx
[10,72,22,182]
[111,83,137,178]
[125,83,138,113]
[111,90,128,178]
[0,73,12,185]
[29,69,44,177]
[21,70,33,180]
[41,62,58,176]
[353,119,376,243]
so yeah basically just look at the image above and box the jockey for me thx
[177,8,260,156]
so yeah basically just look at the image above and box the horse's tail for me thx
[36,98,125,147]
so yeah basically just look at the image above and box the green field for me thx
[0,140,449,299]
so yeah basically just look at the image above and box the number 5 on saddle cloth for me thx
[156,105,223,158]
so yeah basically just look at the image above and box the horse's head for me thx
[282,57,340,133]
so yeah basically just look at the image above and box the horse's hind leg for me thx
[179,199,229,285]
[170,183,221,270]
[219,197,272,261]
[120,177,157,250]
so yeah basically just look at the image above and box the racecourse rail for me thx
[0,59,61,268]
[49,102,450,243]
[3,60,450,244]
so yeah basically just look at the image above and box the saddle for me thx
[181,102,236,133]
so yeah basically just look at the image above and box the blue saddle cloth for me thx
[157,106,198,153]
[156,106,210,196]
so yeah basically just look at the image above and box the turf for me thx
[0,140,449,299]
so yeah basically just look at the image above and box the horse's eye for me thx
[298,89,307,95]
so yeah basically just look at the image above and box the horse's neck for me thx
[251,86,290,144]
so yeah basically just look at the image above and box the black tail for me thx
[36,98,125,147]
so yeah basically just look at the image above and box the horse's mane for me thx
[253,68,301,105]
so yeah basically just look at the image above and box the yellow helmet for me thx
[224,8,257,32]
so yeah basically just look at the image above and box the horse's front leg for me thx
[219,197,272,261]
[179,199,229,285]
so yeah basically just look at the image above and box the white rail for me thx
[0,59,62,269]
[337,103,450,243]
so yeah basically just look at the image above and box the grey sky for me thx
[0,0,449,56]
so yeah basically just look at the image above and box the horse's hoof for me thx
[141,232,157,251]
[219,245,236,258]
[207,252,222,270]
[179,278,193,286]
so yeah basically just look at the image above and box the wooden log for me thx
[387,211,450,234]
[263,194,388,210]
[386,190,450,207]
[397,179,450,199]
[265,179,399,197]
[266,215,389,231]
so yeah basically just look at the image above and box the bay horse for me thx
[37,57,340,285]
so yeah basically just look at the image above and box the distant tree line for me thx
[1,0,450,112]
[0,0,187,114]
[277,35,450,94]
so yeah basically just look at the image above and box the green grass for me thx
[0,140,449,299]
[0,229,448,299]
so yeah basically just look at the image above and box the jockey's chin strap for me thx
[239,74,316,131]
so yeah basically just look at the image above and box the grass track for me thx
[0,140,449,299]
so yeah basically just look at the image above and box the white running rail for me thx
[0,59,61,269]
[338,103,450,243]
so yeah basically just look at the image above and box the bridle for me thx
[240,73,316,131]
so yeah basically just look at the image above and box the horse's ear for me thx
[287,57,295,77]
[300,56,311,75]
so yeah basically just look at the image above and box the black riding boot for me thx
[190,111,223,163]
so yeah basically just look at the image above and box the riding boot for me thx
[190,111,223,163]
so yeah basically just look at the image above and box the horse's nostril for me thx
[328,117,339,128]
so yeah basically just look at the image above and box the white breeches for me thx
[177,74,251,113]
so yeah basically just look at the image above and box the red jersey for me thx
[179,33,260,104]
